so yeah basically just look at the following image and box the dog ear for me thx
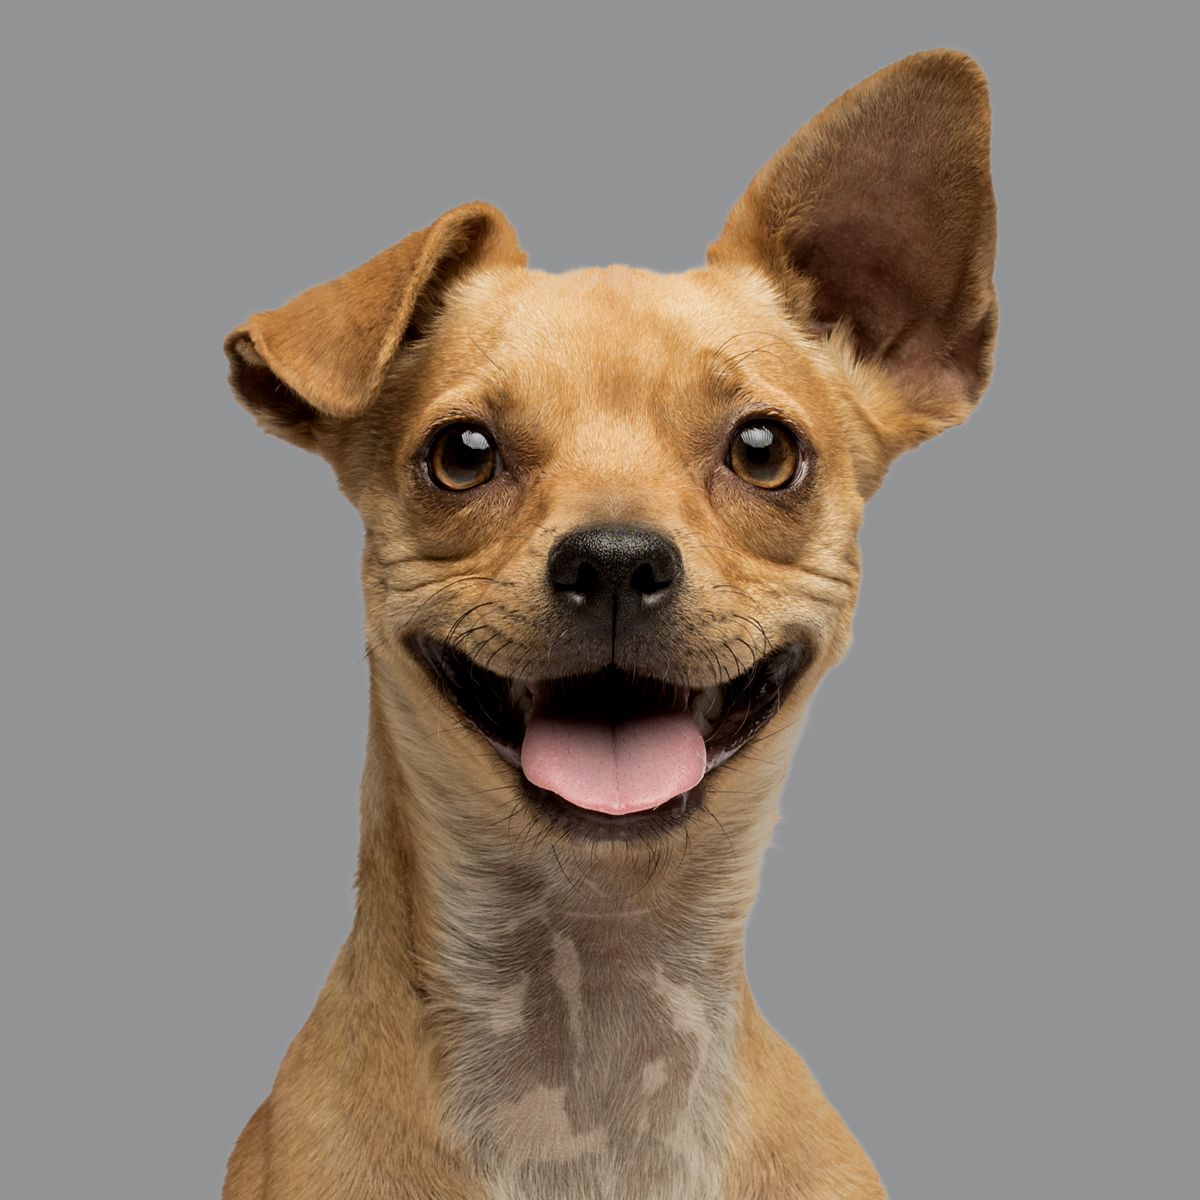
[708,50,997,458]
[224,201,525,452]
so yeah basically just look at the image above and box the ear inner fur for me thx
[708,49,998,452]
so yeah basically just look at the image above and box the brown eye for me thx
[728,420,805,489]
[427,424,499,491]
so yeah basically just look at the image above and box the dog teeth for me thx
[509,678,534,720]
[704,747,733,773]
[691,685,722,737]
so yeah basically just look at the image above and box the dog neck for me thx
[346,658,781,1198]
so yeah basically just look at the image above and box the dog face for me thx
[225,51,996,853]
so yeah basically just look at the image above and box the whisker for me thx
[404,575,509,624]
[698,805,736,854]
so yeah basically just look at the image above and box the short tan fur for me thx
[221,49,997,1199]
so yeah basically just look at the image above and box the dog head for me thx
[225,50,996,861]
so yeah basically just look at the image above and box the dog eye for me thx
[728,420,805,489]
[427,424,499,491]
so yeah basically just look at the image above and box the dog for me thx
[220,49,997,1200]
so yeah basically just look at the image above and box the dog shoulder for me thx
[725,1005,888,1198]
[221,1098,270,1199]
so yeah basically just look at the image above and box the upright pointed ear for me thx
[708,50,997,455]
[224,201,525,451]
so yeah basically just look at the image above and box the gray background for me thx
[2,3,1195,1197]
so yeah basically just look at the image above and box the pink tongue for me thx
[522,712,706,815]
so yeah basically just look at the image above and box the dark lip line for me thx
[520,775,705,842]
[404,632,811,775]
[405,631,812,841]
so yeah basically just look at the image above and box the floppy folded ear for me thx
[225,201,525,451]
[708,50,997,454]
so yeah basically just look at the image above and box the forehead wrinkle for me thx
[497,299,732,442]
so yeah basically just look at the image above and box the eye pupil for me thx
[729,420,804,489]
[428,423,498,490]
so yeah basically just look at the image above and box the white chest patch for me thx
[426,867,743,1200]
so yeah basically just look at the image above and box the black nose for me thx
[547,524,683,637]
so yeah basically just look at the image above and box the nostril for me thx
[546,524,683,619]
[569,560,602,595]
[630,560,673,596]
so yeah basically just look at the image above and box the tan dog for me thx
[220,49,996,1200]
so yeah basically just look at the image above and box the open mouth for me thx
[407,634,811,839]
